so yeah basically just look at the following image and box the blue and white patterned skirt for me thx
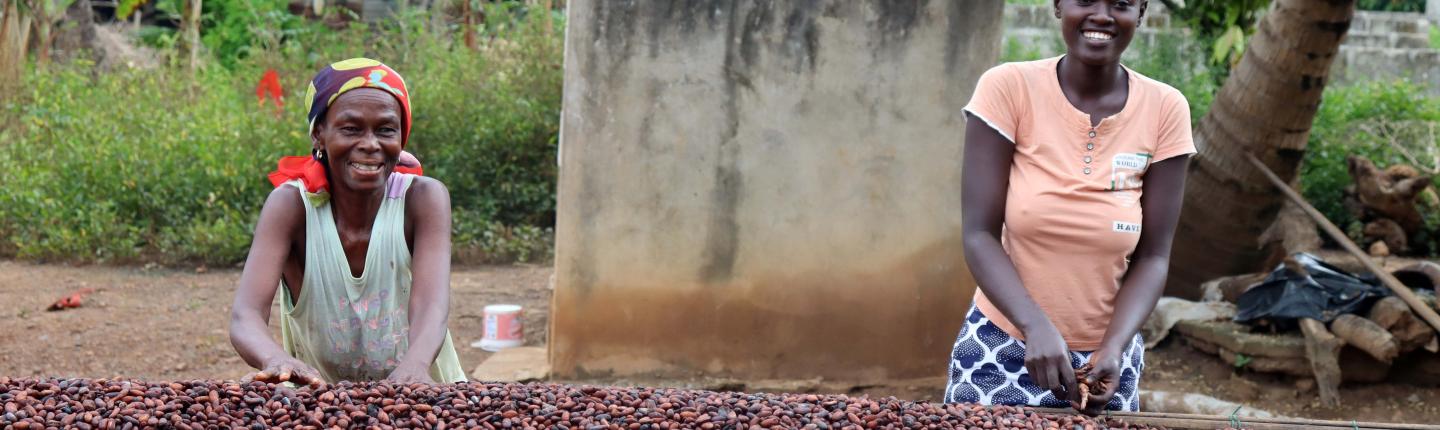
[944,304,1144,411]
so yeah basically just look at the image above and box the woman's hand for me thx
[1023,323,1077,404]
[1072,349,1122,415]
[386,362,436,384]
[243,355,325,388]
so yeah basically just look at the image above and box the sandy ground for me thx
[1,260,1437,424]
[0,260,552,381]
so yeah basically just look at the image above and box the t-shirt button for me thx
[1086,142,1095,150]
[1088,130,1097,138]
[1084,156,1093,164]
[1083,167,1093,175]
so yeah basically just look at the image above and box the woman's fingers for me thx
[1058,362,1079,402]
[1032,361,1056,394]
[295,366,325,387]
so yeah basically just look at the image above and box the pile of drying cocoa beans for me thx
[1,377,1156,429]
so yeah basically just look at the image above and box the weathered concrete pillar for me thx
[552,0,1004,382]
[1430,0,1440,24]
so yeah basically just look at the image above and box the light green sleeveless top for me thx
[277,173,466,383]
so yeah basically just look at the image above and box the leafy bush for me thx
[1302,80,1440,254]
[1123,32,1217,124]
[0,5,562,265]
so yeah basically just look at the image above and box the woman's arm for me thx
[961,113,1077,401]
[1077,155,1190,413]
[390,177,453,383]
[229,186,324,386]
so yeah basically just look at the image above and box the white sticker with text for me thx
[1113,221,1142,234]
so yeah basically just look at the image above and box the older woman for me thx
[229,58,466,385]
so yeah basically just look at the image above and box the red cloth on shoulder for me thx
[268,156,423,194]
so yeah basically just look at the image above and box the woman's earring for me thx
[314,149,325,161]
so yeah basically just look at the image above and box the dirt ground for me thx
[0,260,553,382]
[2,260,1438,424]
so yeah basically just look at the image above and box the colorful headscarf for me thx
[268,58,423,194]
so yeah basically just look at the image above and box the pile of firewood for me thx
[1177,261,1440,407]
[1343,155,1436,256]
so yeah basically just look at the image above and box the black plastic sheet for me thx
[1234,253,1389,330]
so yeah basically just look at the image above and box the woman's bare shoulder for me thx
[257,185,306,234]
[406,176,450,202]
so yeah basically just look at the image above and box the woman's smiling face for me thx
[1056,0,1146,67]
[312,88,403,194]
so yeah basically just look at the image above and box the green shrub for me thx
[1302,80,1440,255]
[0,6,562,265]
[1123,32,1216,124]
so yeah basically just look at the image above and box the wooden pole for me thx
[1032,408,1440,430]
[1245,153,1440,333]
[1299,318,1344,407]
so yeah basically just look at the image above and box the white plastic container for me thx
[475,304,524,351]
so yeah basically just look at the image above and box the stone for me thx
[470,347,549,383]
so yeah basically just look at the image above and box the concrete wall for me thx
[551,0,1003,382]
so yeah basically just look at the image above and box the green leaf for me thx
[1234,353,1253,368]
[1211,25,1245,66]
[117,0,150,20]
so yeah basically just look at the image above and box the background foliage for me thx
[0,1,561,265]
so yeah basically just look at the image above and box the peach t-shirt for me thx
[964,56,1196,350]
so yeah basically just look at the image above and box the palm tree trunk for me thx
[0,0,31,93]
[1168,0,1356,299]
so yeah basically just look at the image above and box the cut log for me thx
[1176,322,1389,382]
[1363,219,1407,255]
[1370,296,1438,353]
[1369,240,1391,257]
[1347,155,1432,237]
[1370,296,1411,329]
[1329,314,1399,363]
[1393,261,1440,291]
[1246,153,1440,335]
[1199,273,1267,304]
[1171,320,1305,359]
[1299,318,1344,407]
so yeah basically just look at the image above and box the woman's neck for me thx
[1057,55,1126,100]
[329,181,385,231]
